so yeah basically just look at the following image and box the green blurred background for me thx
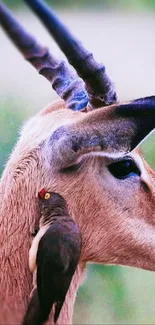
[1,0,155,324]
[2,0,155,10]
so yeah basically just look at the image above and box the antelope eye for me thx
[108,159,140,179]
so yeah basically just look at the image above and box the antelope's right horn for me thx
[24,0,118,109]
[0,2,88,111]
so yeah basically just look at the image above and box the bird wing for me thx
[36,222,80,323]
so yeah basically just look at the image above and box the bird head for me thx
[38,189,68,217]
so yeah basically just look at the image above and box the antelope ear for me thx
[45,96,155,169]
[114,96,155,150]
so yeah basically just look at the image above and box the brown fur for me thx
[1,99,155,324]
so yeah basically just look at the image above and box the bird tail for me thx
[54,300,64,323]
[22,289,43,325]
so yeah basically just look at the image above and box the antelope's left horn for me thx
[24,0,118,110]
[0,2,88,111]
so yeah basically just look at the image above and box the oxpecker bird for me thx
[22,190,82,325]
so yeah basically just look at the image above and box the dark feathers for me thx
[22,289,42,325]
[22,192,81,325]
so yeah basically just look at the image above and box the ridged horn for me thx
[24,0,118,109]
[0,2,88,111]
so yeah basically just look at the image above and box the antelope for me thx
[0,0,155,324]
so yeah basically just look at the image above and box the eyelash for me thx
[61,161,83,174]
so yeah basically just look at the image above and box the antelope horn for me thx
[0,2,88,111]
[24,0,118,109]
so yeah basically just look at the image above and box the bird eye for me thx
[108,159,140,179]
[44,193,51,200]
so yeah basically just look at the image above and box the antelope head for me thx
[0,1,155,324]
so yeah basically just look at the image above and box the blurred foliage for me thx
[0,98,30,175]
[74,264,132,324]
[2,0,155,10]
[141,132,155,169]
